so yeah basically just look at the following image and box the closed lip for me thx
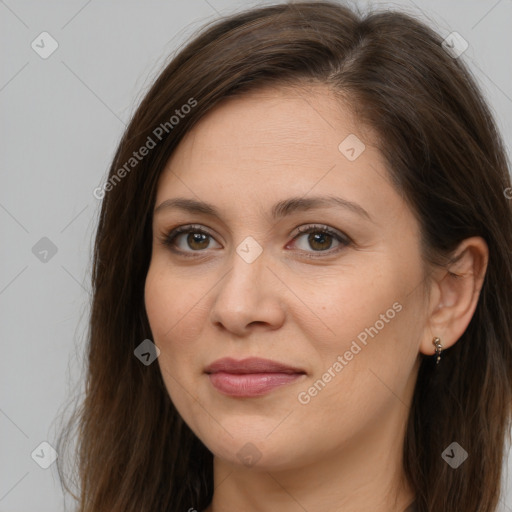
[204,357,306,375]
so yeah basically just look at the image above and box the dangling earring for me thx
[432,337,443,365]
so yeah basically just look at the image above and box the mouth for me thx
[204,357,306,397]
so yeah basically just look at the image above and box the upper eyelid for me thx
[167,223,345,238]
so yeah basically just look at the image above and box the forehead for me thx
[153,85,420,258]
[174,85,370,158]
[153,84,414,236]
[158,84,384,190]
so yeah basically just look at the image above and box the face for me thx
[144,84,429,471]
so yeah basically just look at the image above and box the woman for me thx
[57,2,512,511]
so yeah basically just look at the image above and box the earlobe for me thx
[420,236,489,356]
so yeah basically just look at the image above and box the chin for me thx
[195,425,309,472]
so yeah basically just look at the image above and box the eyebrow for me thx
[153,195,373,222]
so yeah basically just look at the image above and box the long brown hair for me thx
[57,2,512,511]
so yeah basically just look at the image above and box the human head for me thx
[58,3,512,512]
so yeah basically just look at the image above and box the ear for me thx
[420,236,489,356]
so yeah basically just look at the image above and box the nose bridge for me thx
[220,238,268,301]
[210,237,285,332]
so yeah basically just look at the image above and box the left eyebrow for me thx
[153,195,373,223]
[270,195,373,222]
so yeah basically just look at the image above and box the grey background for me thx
[1,1,511,511]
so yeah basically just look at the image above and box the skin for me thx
[144,84,488,512]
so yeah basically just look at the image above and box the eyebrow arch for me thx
[154,195,373,222]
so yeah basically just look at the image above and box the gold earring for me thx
[432,337,443,365]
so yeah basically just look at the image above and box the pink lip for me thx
[205,357,306,397]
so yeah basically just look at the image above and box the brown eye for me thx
[161,223,351,259]
[162,225,221,254]
[304,232,334,251]
[184,232,210,250]
[291,224,351,256]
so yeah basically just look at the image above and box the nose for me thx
[209,246,286,336]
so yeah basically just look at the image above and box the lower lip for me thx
[207,372,304,397]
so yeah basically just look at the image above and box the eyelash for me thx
[159,223,352,260]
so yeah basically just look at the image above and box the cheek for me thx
[144,263,212,402]
[302,270,415,404]
[307,269,399,353]
[144,266,206,417]
[144,269,173,340]
[145,264,200,343]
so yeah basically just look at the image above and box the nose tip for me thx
[209,251,286,335]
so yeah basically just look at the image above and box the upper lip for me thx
[204,357,306,375]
